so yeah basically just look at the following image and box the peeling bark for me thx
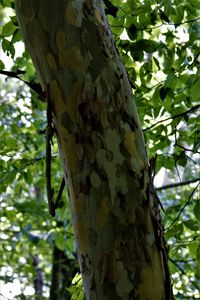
[15,1,173,299]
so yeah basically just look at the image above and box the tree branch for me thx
[46,85,55,217]
[111,17,200,31]
[169,257,200,291]
[169,257,187,275]
[0,156,44,184]
[156,177,200,191]
[175,142,200,154]
[143,104,200,131]
[54,177,66,209]
[166,183,200,230]
[0,69,45,99]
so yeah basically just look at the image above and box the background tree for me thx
[0,0,199,299]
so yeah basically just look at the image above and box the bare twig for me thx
[54,177,66,209]
[0,156,44,184]
[166,183,200,230]
[46,85,55,217]
[169,257,200,291]
[175,143,200,154]
[111,17,200,31]
[0,69,44,99]
[156,177,200,191]
[143,104,200,131]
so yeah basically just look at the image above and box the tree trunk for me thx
[15,0,173,299]
[33,255,43,297]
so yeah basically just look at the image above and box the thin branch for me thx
[169,257,200,291]
[166,183,200,230]
[175,161,182,186]
[169,259,194,263]
[46,85,55,217]
[175,142,200,154]
[169,257,187,275]
[0,69,45,99]
[136,81,165,99]
[170,237,200,246]
[143,104,200,131]
[0,156,45,184]
[189,51,200,68]
[111,17,200,31]
[54,177,66,209]
[0,69,26,77]
[174,17,200,27]
[156,177,200,191]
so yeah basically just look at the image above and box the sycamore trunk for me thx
[15,0,173,299]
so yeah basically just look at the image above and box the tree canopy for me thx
[0,0,200,299]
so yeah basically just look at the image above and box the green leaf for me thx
[165,73,177,88]
[177,152,187,167]
[174,223,184,237]
[24,171,33,184]
[191,77,200,101]
[150,10,157,25]
[2,38,15,58]
[138,39,159,53]
[166,223,183,239]
[166,204,182,214]
[1,0,13,7]
[153,56,160,70]
[11,29,22,43]
[10,16,18,26]
[159,10,170,23]
[189,0,200,8]
[2,21,16,37]
[127,0,138,10]
[130,43,144,62]
[28,233,40,244]
[72,273,82,285]
[127,24,137,41]
[77,291,84,300]
[160,87,167,101]
[108,15,124,35]
[55,234,66,251]
[111,0,122,6]
[188,242,198,257]
[0,59,5,70]
[184,220,200,231]
[194,201,200,222]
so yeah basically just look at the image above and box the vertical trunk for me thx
[15,0,173,299]
[33,255,43,297]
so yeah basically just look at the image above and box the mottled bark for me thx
[15,0,173,299]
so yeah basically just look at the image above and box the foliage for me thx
[0,0,200,299]
[67,273,84,300]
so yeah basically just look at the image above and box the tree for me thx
[0,0,199,298]
[13,0,174,299]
